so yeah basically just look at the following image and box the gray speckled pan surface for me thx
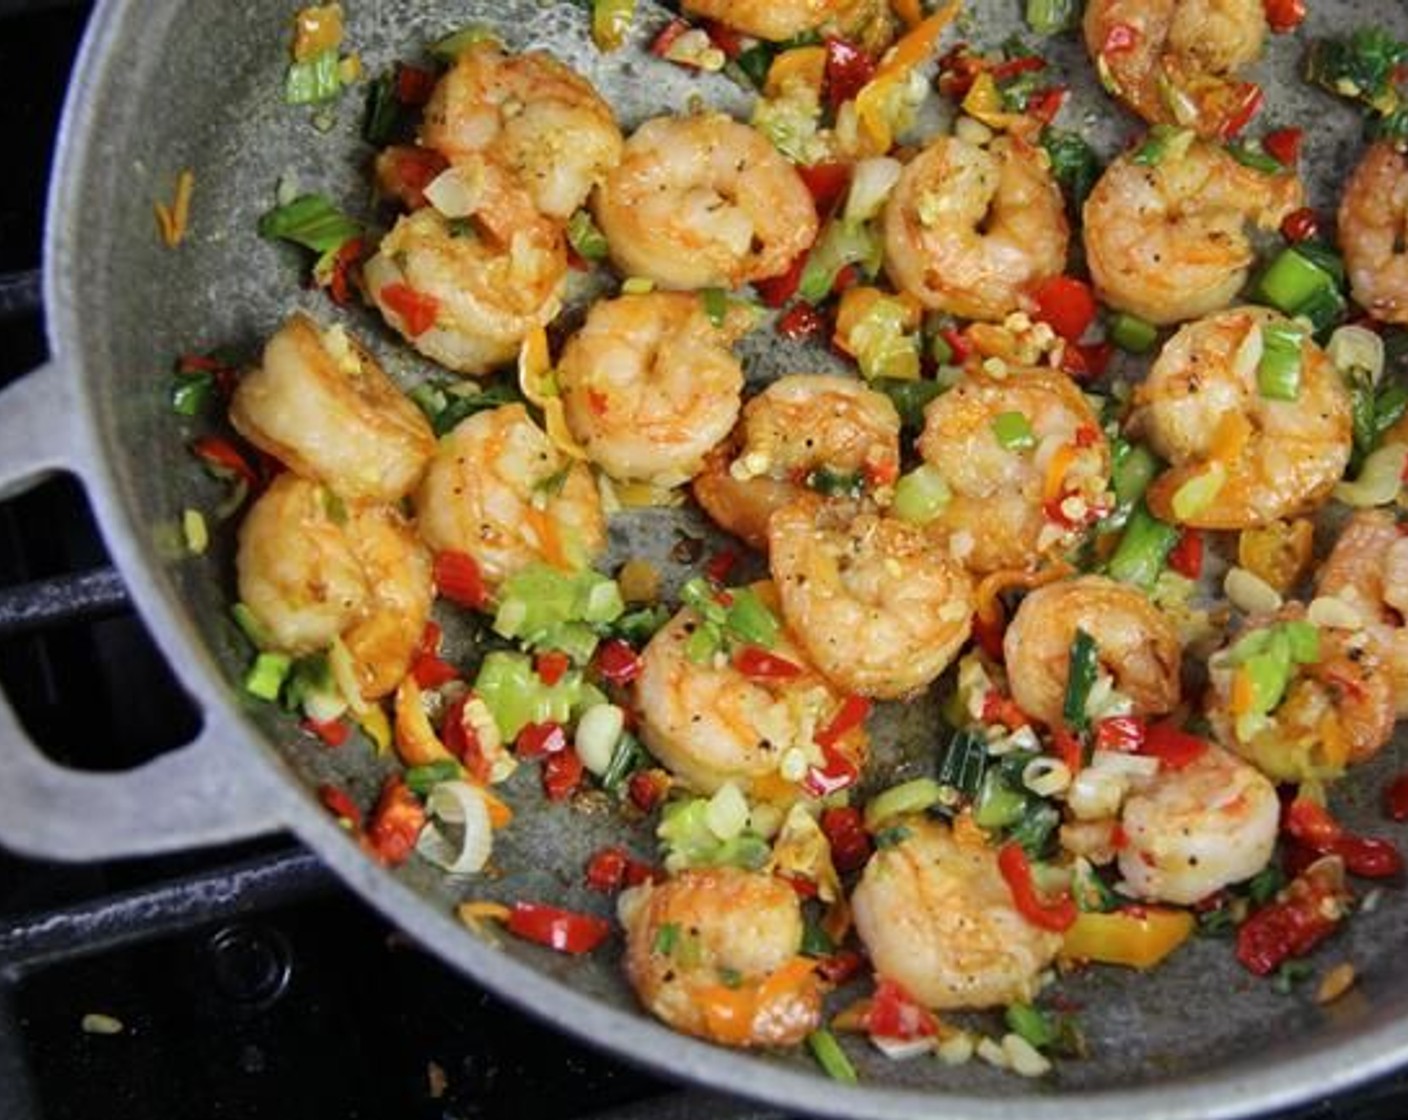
[6,0,1408,1116]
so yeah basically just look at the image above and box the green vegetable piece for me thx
[258,194,361,255]
[1225,140,1286,174]
[1292,241,1347,287]
[1304,28,1408,114]
[405,760,465,796]
[684,623,723,664]
[992,410,1036,451]
[653,922,680,955]
[1255,248,1338,317]
[725,586,782,648]
[1132,124,1194,167]
[1273,960,1315,994]
[601,732,648,793]
[929,331,955,365]
[864,778,943,831]
[873,824,913,850]
[1257,322,1306,402]
[1007,800,1061,858]
[1248,864,1286,905]
[473,651,604,740]
[1073,862,1120,913]
[936,728,988,800]
[430,23,499,62]
[245,651,292,702]
[282,653,340,717]
[1041,128,1101,212]
[806,467,868,499]
[1108,311,1159,355]
[733,44,774,88]
[1108,503,1181,588]
[1111,441,1160,512]
[808,1029,859,1084]
[800,917,836,958]
[849,298,922,381]
[171,373,214,416]
[1006,1003,1058,1049]
[230,602,274,650]
[567,209,610,261]
[701,287,728,328]
[432,384,523,437]
[285,48,342,105]
[1283,620,1321,664]
[892,464,952,524]
[873,377,944,431]
[798,219,882,302]
[680,578,728,626]
[1063,628,1099,731]
[492,564,624,658]
[591,0,637,51]
[657,798,771,870]
[612,606,671,646]
[974,769,1026,829]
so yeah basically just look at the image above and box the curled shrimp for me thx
[915,369,1112,574]
[619,867,822,1048]
[592,113,818,290]
[556,292,748,487]
[1129,307,1352,529]
[421,42,623,221]
[414,403,606,591]
[364,204,566,376]
[681,0,893,48]
[693,374,902,551]
[882,135,1069,322]
[1003,575,1182,727]
[851,818,1063,1010]
[1338,141,1408,325]
[633,585,867,797]
[229,313,434,504]
[768,497,973,699]
[1083,140,1303,325]
[237,474,432,700]
[1117,744,1279,905]
[1084,0,1267,137]
[1205,608,1395,782]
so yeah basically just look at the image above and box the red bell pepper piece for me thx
[649,18,691,57]
[506,901,612,954]
[584,846,657,892]
[1140,721,1208,770]
[814,948,864,985]
[1236,861,1348,975]
[441,694,491,783]
[594,638,642,686]
[981,691,1030,730]
[1025,86,1067,125]
[517,721,568,759]
[732,645,805,681]
[375,145,449,212]
[433,550,489,610]
[866,978,939,1040]
[366,776,426,867]
[997,842,1078,932]
[776,302,827,341]
[535,650,571,687]
[700,19,744,58]
[940,327,973,364]
[543,748,584,801]
[394,64,437,106]
[1167,529,1203,578]
[190,435,260,489]
[411,653,459,689]
[1386,772,1408,822]
[816,695,871,750]
[972,610,1006,660]
[1263,127,1303,167]
[628,769,669,813]
[798,162,852,219]
[819,806,872,873]
[1052,725,1084,775]
[823,37,876,113]
[318,784,363,829]
[302,717,350,747]
[1093,715,1146,753]
[323,236,364,305]
[1280,207,1320,243]
[1263,0,1306,33]
[755,252,807,308]
[1283,798,1404,879]
[380,282,440,337]
[706,548,740,584]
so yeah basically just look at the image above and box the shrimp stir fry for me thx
[556,292,749,487]
[1083,139,1303,325]
[681,0,894,50]
[1129,307,1352,529]
[592,113,818,290]
[1338,142,1408,325]
[883,135,1069,321]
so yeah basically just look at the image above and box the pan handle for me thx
[0,363,283,858]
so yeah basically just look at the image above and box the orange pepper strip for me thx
[855,0,962,153]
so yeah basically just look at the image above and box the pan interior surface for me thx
[43,0,1408,1112]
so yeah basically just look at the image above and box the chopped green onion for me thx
[864,778,943,831]
[798,219,882,302]
[1170,463,1227,520]
[873,377,944,431]
[171,373,214,416]
[285,48,342,105]
[1111,441,1160,513]
[1284,620,1320,663]
[1073,861,1120,912]
[1294,242,1347,287]
[567,210,610,261]
[806,467,867,498]
[1131,124,1194,167]
[591,0,637,51]
[258,194,361,255]
[1107,312,1158,354]
[1273,960,1315,994]
[848,297,921,381]
[1257,323,1306,402]
[800,917,836,957]
[873,824,912,849]
[724,587,781,648]
[473,651,605,741]
[1255,248,1338,317]
[892,464,952,524]
[653,922,680,955]
[182,508,208,555]
[1007,800,1061,858]
[808,1029,859,1084]
[245,651,292,701]
[1225,140,1285,174]
[685,623,723,664]
[601,732,648,793]
[1304,29,1408,116]
[1025,0,1079,34]
[1107,503,1180,588]
[658,797,770,871]
[1041,128,1101,212]
[733,44,774,88]
[1291,283,1349,338]
[406,760,466,796]
[363,71,404,145]
[1006,1003,1059,1049]
[974,769,1027,829]
[231,602,274,649]
[429,383,523,437]
[611,606,671,646]
[992,411,1036,451]
[622,276,655,295]
[929,331,955,365]
[430,24,499,62]
[1248,864,1285,905]
[936,728,988,801]
[701,288,728,328]
[1063,629,1099,731]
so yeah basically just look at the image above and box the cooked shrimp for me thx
[681,0,890,46]
[414,403,606,590]
[592,113,818,290]
[1084,0,1267,137]
[556,292,748,487]
[915,368,1112,574]
[850,818,1062,1010]
[1205,609,1395,782]
[421,42,623,221]
[693,374,901,551]
[1003,575,1181,727]
[619,867,822,1047]
[768,497,973,699]
[1083,140,1303,325]
[1338,142,1408,325]
[230,313,434,504]
[1317,510,1408,717]
[1129,307,1352,528]
[883,134,1069,321]
[237,474,432,700]
[364,205,566,376]
[634,586,867,796]
[1117,744,1279,905]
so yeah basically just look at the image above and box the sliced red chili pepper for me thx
[816,695,871,750]
[814,948,864,986]
[323,236,364,305]
[1167,529,1204,578]
[940,326,973,363]
[823,37,876,113]
[1263,0,1306,33]
[1140,720,1208,770]
[732,645,805,680]
[755,252,807,308]
[700,19,744,58]
[517,720,568,759]
[797,162,851,219]
[543,748,584,802]
[433,550,489,610]
[1263,127,1303,167]
[1236,862,1346,975]
[972,610,1006,660]
[649,18,691,58]
[998,841,1078,932]
[412,652,459,689]
[366,775,426,867]
[302,717,350,747]
[594,638,643,686]
[1102,23,1139,53]
[506,901,612,954]
[441,694,491,783]
[831,263,860,296]
[1284,797,1404,879]
[1218,83,1264,140]
[777,302,827,341]
[866,978,939,1040]
[990,54,1046,81]
[374,145,449,212]
[380,282,440,337]
[628,769,669,813]
[778,871,819,900]
[820,806,872,873]
[982,690,1030,730]
[584,846,657,892]
[394,63,437,106]
[1386,772,1408,822]
[706,548,740,584]
[318,783,363,828]
[1052,725,1084,774]
[1025,86,1067,125]
[190,435,259,489]
[1093,715,1146,753]
[1065,340,1114,380]
[1280,207,1320,244]
[535,650,571,687]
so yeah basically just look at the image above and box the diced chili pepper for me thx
[366,775,426,867]
[776,302,827,340]
[866,978,939,1040]
[585,846,657,892]
[1025,86,1067,125]
[517,720,568,759]
[982,690,1030,730]
[778,871,819,899]
[411,653,459,689]
[1033,276,1097,343]
[441,694,491,783]
[628,769,669,812]
[820,806,872,873]
[732,645,805,680]
[318,783,363,829]
[1102,23,1138,52]
[864,458,900,487]
[376,145,449,212]
[1386,772,1408,822]
[989,54,1046,81]
[700,18,744,58]
[1218,83,1264,140]
[798,162,851,219]
[506,901,612,954]
[1263,127,1303,167]
[1236,862,1346,975]
[1283,797,1404,879]
[433,550,489,610]
[594,638,643,686]
[823,37,876,113]
[706,548,739,584]
[998,841,1078,932]
[190,435,259,489]
[1280,207,1320,243]
[1263,0,1306,33]
[1094,715,1146,753]
[1075,424,1100,448]
[1052,725,1084,774]
[804,750,860,797]
[649,18,691,57]
[940,326,972,363]
[536,650,571,687]
[380,282,440,337]
[586,388,609,417]
[755,252,807,308]
[1140,721,1208,770]
[543,748,584,801]
[814,948,865,985]
[816,695,871,750]
[302,717,350,747]
[1167,529,1204,578]
[972,610,1006,660]
[323,237,364,305]
[394,63,437,106]
[831,264,860,296]
[1062,340,1114,381]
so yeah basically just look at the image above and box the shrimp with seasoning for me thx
[1084,0,1267,137]
[915,368,1112,574]
[592,113,818,290]
[681,0,893,50]
[851,818,1063,1010]
[619,867,823,1048]
[1128,307,1352,529]
[1083,139,1303,325]
[1003,575,1182,727]
[768,497,973,699]
[237,474,432,701]
[1338,141,1408,325]
[693,374,902,551]
[230,313,434,504]
[414,403,606,592]
[556,292,749,487]
[883,135,1069,322]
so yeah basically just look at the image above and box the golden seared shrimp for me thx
[693,374,901,551]
[1338,142,1408,325]
[681,0,893,49]
[768,497,973,699]
[421,42,622,221]
[1003,575,1181,727]
[851,819,1062,1010]
[634,587,867,796]
[1083,140,1303,325]
[414,404,606,590]
[1205,610,1395,782]
[592,113,818,290]
[237,475,432,700]
[1129,307,1352,529]
[364,206,566,376]
[229,313,434,504]
[883,135,1069,322]
[1117,744,1279,905]
[619,867,822,1048]
[1084,0,1266,137]
[915,369,1111,574]
[556,292,748,487]
[1317,510,1408,717]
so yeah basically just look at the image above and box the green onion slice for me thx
[808,1029,859,1083]
[992,410,1036,451]
[1063,629,1099,731]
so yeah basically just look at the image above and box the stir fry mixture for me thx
[169,0,1408,1083]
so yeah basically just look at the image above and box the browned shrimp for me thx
[1338,141,1408,325]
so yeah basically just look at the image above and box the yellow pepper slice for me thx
[855,0,962,154]
[765,46,828,98]
[1061,908,1195,970]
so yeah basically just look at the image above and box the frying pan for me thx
[3,0,1408,1115]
